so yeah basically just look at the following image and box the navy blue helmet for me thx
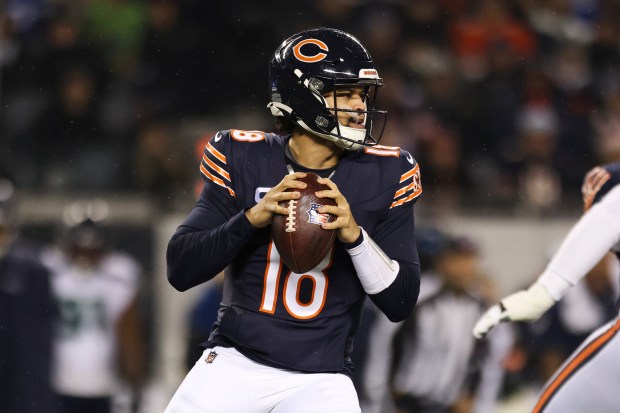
[268,27,386,150]
[582,162,620,211]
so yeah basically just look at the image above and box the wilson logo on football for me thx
[293,39,329,63]
[307,203,333,225]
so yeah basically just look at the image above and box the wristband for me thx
[346,228,400,294]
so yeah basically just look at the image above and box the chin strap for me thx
[267,102,292,117]
[331,125,365,150]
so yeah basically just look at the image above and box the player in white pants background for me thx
[474,163,620,413]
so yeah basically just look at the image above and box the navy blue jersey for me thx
[167,130,422,374]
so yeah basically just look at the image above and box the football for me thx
[272,173,336,273]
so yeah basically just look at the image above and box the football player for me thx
[165,27,423,413]
[45,204,146,413]
[473,163,620,413]
[0,177,57,413]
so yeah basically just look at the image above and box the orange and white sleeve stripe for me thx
[390,164,422,209]
[200,141,235,197]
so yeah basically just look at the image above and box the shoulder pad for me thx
[362,145,418,167]
[203,129,269,149]
[390,149,422,209]
[362,145,422,208]
[199,130,236,197]
[199,130,283,198]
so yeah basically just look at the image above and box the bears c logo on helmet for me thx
[582,166,611,211]
[293,39,329,63]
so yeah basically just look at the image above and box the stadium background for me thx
[2,0,619,411]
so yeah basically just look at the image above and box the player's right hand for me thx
[245,172,307,228]
[472,304,508,339]
[472,282,556,339]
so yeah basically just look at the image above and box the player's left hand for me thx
[315,177,361,244]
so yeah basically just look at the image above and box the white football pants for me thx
[164,346,361,413]
[532,316,620,413]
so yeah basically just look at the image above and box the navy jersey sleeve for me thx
[167,131,257,291]
[367,152,423,321]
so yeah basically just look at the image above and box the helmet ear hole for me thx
[309,78,324,92]
[268,27,386,149]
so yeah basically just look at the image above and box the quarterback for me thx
[164,28,423,412]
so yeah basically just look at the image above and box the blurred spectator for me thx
[43,201,147,413]
[0,12,20,71]
[353,3,403,67]
[463,41,531,200]
[137,0,203,117]
[523,0,599,53]
[2,0,620,208]
[545,43,598,187]
[133,119,193,203]
[401,0,450,46]
[311,0,357,30]
[451,0,536,81]
[83,0,147,76]
[0,176,57,413]
[590,8,620,91]
[592,89,620,163]
[38,9,105,94]
[409,111,468,213]
[3,0,49,40]
[30,65,124,190]
[513,104,562,213]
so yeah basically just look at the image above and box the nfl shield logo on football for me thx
[205,351,218,364]
[307,203,332,225]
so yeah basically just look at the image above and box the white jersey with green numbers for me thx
[44,249,140,397]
